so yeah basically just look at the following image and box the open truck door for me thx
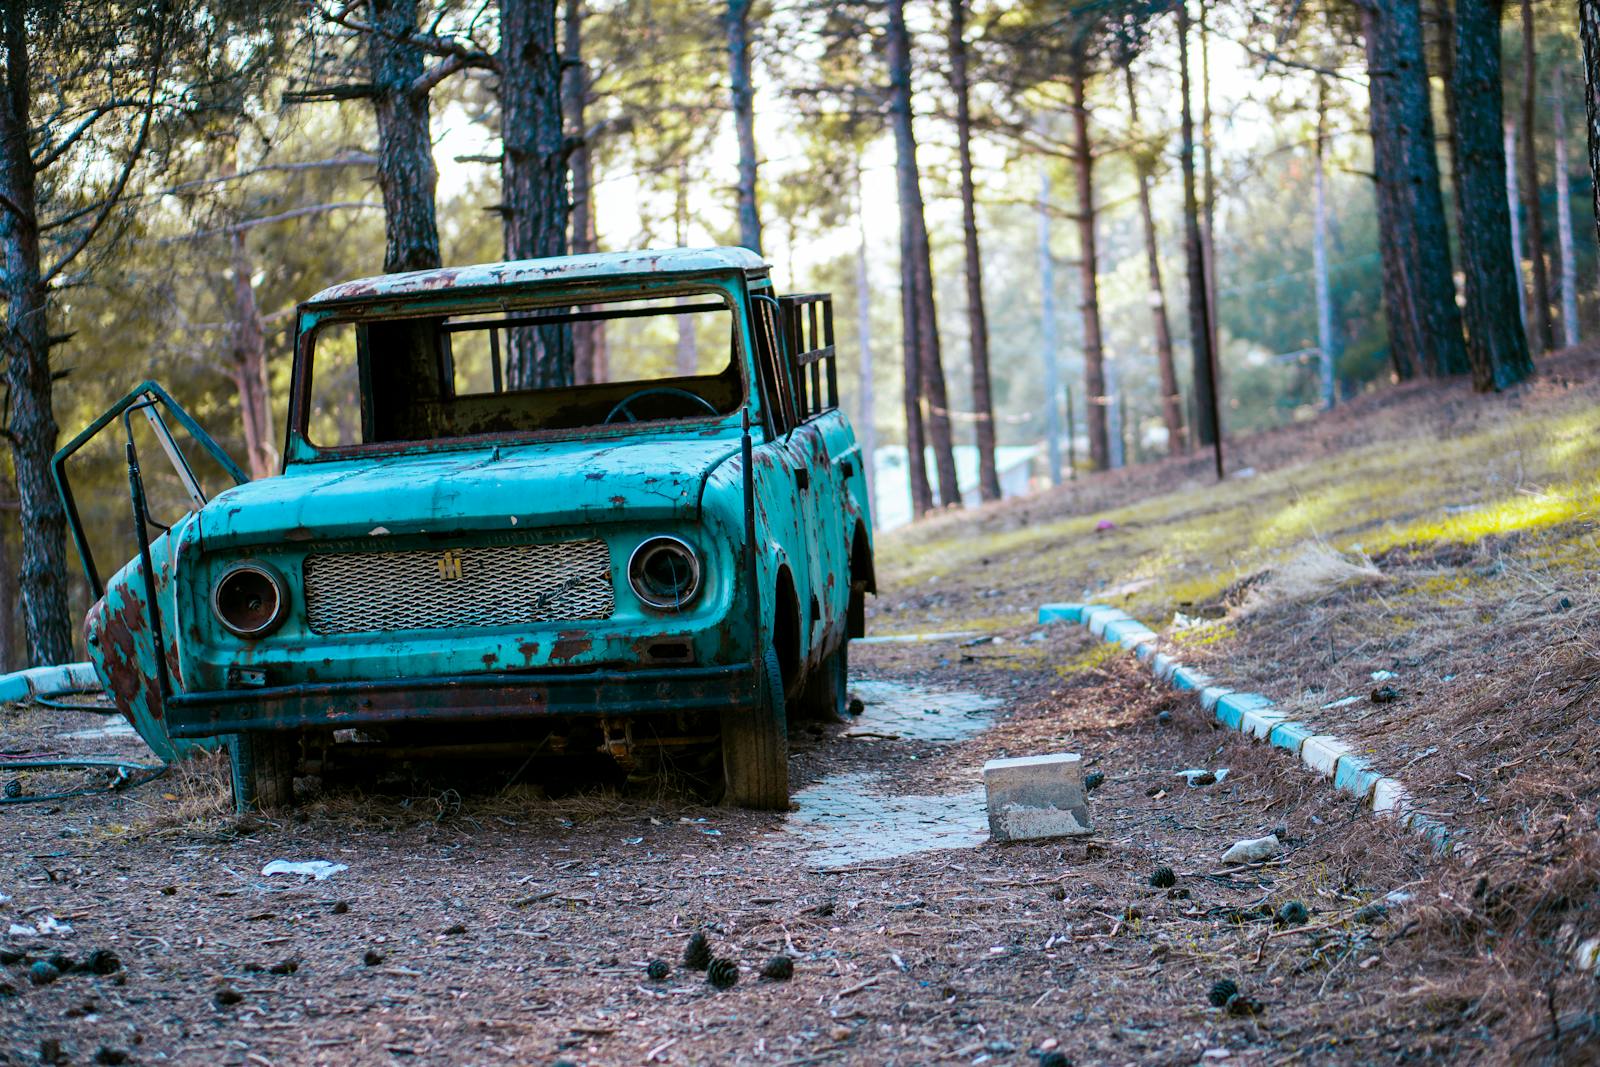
[51,382,250,761]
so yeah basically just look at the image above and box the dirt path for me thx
[1,623,1475,1067]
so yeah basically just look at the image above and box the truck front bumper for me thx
[164,663,757,738]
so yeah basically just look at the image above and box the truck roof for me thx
[304,246,770,306]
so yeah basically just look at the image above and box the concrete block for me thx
[1038,603,1085,625]
[1086,609,1130,638]
[1199,685,1234,712]
[1171,666,1213,691]
[1150,653,1180,682]
[1131,636,1159,661]
[1333,756,1381,801]
[982,753,1094,843]
[1300,735,1353,777]
[1240,707,1290,739]
[1267,721,1311,755]
[1103,619,1151,646]
[1216,692,1275,732]
[1371,777,1412,818]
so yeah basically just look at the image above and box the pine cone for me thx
[683,932,711,971]
[1040,1052,1072,1067]
[759,955,794,981]
[1275,901,1308,926]
[1226,993,1264,1016]
[706,957,738,989]
[1149,866,1176,889]
[1208,978,1238,1008]
[646,959,669,981]
[1083,771,1106,792]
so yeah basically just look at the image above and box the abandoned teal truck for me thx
[53,247,875,811]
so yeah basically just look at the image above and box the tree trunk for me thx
[1553,67,1580,347]
[948,0,999,502]
[855,177,878,523]
[1361,0,1469,378]
[1452,0,1535,391]
[727,0,762,255]
[1176,4,1219,453]
[1068,59,1108,472]
[0,5,71,665]
[228,232,278,477]
[1505,118,1528,328]
[502,0,572,389]
[1124,64,1184,452]
[368,0,442,274]
[1518,0,1553,353]
[1198,0,1220,379]
[1038,162,1063,486]
[564,0,601,383]
[1313,77,1340,410]
[886,0,958,510]
[1582,0,1600,255]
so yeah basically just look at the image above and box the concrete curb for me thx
[0,662,101,705]
[1040,602,1453,854]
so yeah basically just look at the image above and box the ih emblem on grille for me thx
[436,549,465,581]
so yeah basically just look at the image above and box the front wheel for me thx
[229,731,298,814]
[794,642,848,722]
[721,647,789,810]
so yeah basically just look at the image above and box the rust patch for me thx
[549,630,594,664]
[517,640,540,666]
[482,651,500,670]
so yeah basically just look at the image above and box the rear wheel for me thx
[794,641,848,722]
[229,731,297,813]
[721,647,789,809]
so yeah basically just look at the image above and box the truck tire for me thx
[794,642,848,722]
[229,732,297,813]
[721,647,789,810]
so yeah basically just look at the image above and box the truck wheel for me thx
[721,647,789,810]
[794,642,848,722]
[229,732,297,813]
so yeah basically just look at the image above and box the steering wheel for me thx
[603,387,718,425]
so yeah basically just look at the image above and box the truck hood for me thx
[197,435,742,550]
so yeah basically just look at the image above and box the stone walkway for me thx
[784,679,998,868]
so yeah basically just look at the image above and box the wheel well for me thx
[772,566,801,695]
[851,522,876,594]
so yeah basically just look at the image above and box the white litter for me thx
[8,916,72,937]
[1371,670,1396,681]
[1220,834,1281,865]
[261,860,347,881]
[7,924,34,937]
[1321,695,1362,709]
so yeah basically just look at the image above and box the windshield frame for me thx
[283,270,762,464]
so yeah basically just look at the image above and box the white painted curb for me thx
[1039,602,1453,854]
[0,662,100,705]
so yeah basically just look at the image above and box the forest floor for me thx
[2,348,1597,1066]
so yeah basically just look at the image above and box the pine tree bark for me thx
[1068,59,1108,472]
[1176,4,1219,451]
[1198,0,1220,380]
[1553,67,1580,347]
[1313,77,1340,410]
[1582,0,1600,254]
[502,0,572,389]
[228,231,278,477]
[727,0,762,255]
[886,0,958,511]
[1452,0,1535,391]
[1518,0,1553,353]
[1037,162,1064,486]
[1361,0,1469,378]
[1505,118,1528,329]
[367,0,443,274]
[564,0,601,383]
[1124,65,1183,453]
[947,0,999,502]
[0,4,71,665]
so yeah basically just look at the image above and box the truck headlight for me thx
[212,562,289,638]
[628,536,702,610]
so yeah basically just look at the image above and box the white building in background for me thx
[871,444,1041,531]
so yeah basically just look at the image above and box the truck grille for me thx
[302,540,614,635]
